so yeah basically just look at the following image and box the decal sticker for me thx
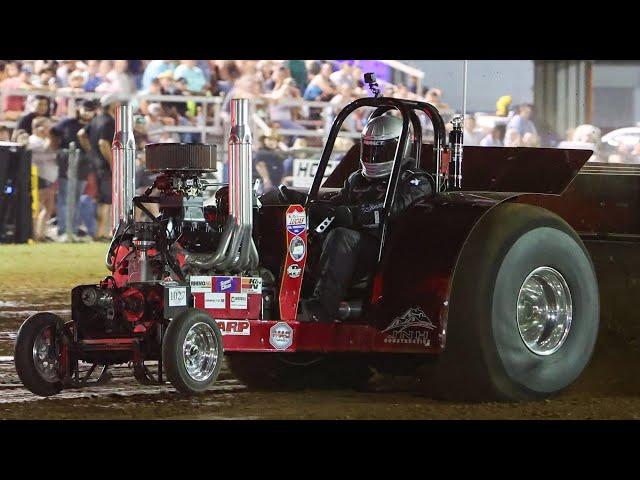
[214,276,240,293]
[289,236,305,262]
[230,293,248,310]
[287,264,302,278]
[410,178,420,186]
[204,292,226,309]
[216,319,250,336]
[241,277,262,294]
[270,322,293,350]
[190,276,213,293]
[382,307,436,347]
[168,287,187,307]
[286,209,307,235]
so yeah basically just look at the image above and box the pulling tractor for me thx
[15,88,598,401]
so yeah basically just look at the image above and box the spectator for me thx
[142,60,175,90]
[258,60,276,91]
[56,60,79,87]
[27,117,57,241]
[12,95,51,140]
[84,60,110,92]
[480,123,506,147]
[145,103,180,143]
[557,124,602,162]
[253,133,285,193]
[136,77,162,115]
[216,60,241,94]
[504,128,522,147]
[303,62,336,101]
[0,61,6,83]
[96,60,135,95]
[330,61,355,89]
[1,61,31,120]
[425,87,449,110]
[173,60,207,94]
[506,104,538,138]
[287,60,307,93]
[31,66,57,91]
[463,115,484,146]
[55,70,86,117]
[0,125,10,141]
[53,99,99,239]
[78,94,119,240]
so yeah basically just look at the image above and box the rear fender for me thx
[375,191,520,352]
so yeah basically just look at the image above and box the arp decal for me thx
[382,307,436,347]
[287,264,302,278]
[216,319,251,336]
[286,209,307,235]
[288,236,305,262]
[269,322,293,350]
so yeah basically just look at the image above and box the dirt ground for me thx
[2,242,640,420]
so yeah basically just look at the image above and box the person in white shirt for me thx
[463,115,484,146]
[480,124,506,147]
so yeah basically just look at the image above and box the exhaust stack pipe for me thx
[111,104,136,231]
[185,98,259,273]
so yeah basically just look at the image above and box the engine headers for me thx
[186,98,259,273]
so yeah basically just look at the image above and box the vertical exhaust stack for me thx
[111,104,136,231]
[185,98,258,273]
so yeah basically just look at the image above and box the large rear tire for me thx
[423,203,599,401]
[163,309,223,395]
[14,313,67,397]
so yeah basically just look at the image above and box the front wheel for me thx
[162,309,223,394]
[14,313,68,397]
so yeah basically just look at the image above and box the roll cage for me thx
[305,97,449,259]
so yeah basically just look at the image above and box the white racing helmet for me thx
[360,114,411,178]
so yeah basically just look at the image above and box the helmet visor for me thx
[361,138,399,165]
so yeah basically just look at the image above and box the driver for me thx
[302,113,434,323]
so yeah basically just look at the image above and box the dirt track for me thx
[2,243,640,420]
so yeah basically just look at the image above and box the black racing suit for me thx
[311,166,434,317]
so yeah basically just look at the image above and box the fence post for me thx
[200,96,208,144]
[66,142,79,242]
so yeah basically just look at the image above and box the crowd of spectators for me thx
[3,59,635,243]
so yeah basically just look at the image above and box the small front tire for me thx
[162,309,223,394]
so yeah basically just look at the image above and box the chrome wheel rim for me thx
[516,266,572,356]
[32,324,60,383]
[182,322,219,382]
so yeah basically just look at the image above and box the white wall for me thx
[401,60,534,113]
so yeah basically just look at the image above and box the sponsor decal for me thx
[410,178,421,186]
[168,287,187,307]
[286,209,307,235]
[382,307,436,347]
[216,319,250,336]
[230,293,248,310]
[204,292,226,309]
[241,277,262,294]
[289,236,305,262]
[269,322,293,350]
[190,276,213,293]
[287,264,302,278]
[213,276,240,293]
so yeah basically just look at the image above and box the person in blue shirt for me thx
[141,60,175,90]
